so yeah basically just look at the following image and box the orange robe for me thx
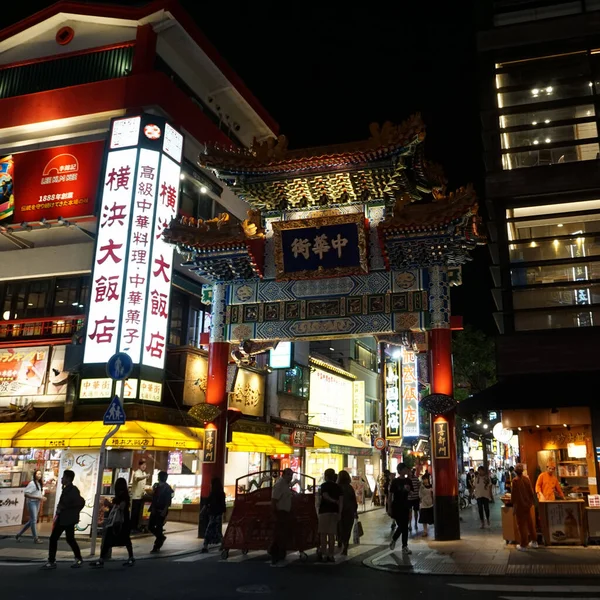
[535,472,564,501]
[511,475,536,546]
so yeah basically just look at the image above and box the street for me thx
[2,551,600,600]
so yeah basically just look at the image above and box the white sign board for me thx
[0,488,25,528]
[308,368,353,432]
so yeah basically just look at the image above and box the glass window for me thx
[509,236,600,263]
[54,277,80,314]
[25,280,49,318]
[499,105,595,129]
[180,171,214,221]
[508,214,600,241]
[354,342,377,371]
[502,142,599,170]
[168,291,185,346]
[498,81,593,109]
[277,364,310,399]
[500,122,598,150]
[513,283,600,309]
[515,306,599,330]
[511,260,600,286]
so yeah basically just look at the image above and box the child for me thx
[418,474,434,537]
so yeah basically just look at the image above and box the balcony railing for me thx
[0,315,85,343]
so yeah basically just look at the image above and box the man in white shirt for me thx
[270,468,294,567]
[131,459,150,532]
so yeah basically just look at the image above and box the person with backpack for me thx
[200,477,227,554]
[149,471,173,553]
[44,469,85,569]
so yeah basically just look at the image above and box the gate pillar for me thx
[428,266,460,541]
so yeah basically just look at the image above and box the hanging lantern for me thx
[188,403,222,425]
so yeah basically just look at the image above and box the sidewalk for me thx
[363,499,600,577]
[0,523,203,563]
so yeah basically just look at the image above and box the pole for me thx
[428,265,460,541]
[89,423,121,556]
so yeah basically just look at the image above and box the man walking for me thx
[44,469,85,569]
[389,463,412,554]
[131,459,149,532]
[270,468,294,567]
[511,463,538,551]
[149,471,173,553]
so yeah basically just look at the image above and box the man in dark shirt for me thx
[317,468,342,562]
[389,463,412,554]
[149,471,173,553]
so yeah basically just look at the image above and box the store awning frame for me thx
[227,432,292,455]
[0,422,30,446]
[7,421,204,450]
[314,432,374,456]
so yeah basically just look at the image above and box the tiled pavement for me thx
[364,498,600,577]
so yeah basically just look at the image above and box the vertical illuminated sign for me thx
[401,347,419,437]
[84,115,182,380]
[385,357,401,439]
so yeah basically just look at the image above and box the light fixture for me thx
[518,427,522,431]
[530,241,537,248]
[587,110,592,116]
[200,186,208,194]
[266,366,273,374]
[476,418,483,426]
[2,311,9,320]
[532,121,538,125]
[180,173,185,181]
[56,320,65,325]
[544,119,550,124]
[392,349,401,359]
[533,140,539,145]
[563,424,568,428]
[546,86,553,93]
[483,423,489,430]
[557,223,563,227]
[58,300,64,304]
[329,347,334,351]
[589,82,594,87]
[532,88,539,95]
[40,218,51,229]
[553,239,559,247]
[72,302,78,306]
[20,221,32,232]
[545,138,551,143]
[28,303,33,307]
[536,424,540,428]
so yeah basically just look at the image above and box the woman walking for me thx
[317,468,342,562]
[337,471,357,555]
[200,478,226,553]
[474,466,493,528]
[418,474,434,537]
[90,477,135,567]
[16,470,45,543]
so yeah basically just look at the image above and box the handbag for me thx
[352,518,364,544]
[105,503,124,529]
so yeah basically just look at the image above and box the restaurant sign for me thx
[433,421,450,459]
[272,213,368,280]
[385,357,401,439]
[401,348,419,437]
[229,368,265,418]
[83,115,183,386]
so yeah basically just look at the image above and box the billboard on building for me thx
[308,367,353,432]
[0,155,14,222]
[401,347,419,437]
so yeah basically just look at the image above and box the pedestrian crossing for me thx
[449,583,600,599]
[174,543,378,566]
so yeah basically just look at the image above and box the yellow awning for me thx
[10,421,204,450]
[227,432,292,455]
[314,432,373,451]
[0,422,30,446]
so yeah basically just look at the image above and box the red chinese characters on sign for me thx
[13,141,104,222]
[84,148,138,365]
[401,348,420,437]
[142,154,180,369]
[117,149,160,363]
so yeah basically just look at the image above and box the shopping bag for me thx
[353,518,364,544]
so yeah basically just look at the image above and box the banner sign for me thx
[401,348,419,437]
[83,115,182,377]
[272,213,368,280]
[385,357,401,439]
[0,346,50,396]
[0,155,14,222]
[433,421,450,459]
[11,142,104,222]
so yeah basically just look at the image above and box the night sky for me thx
[5,0,495,333]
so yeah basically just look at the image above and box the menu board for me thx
[0,487,25,528]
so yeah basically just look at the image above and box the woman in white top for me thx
[474,466,493,529]
[16,470,45,543]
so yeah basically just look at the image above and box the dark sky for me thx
[6,0,495,333]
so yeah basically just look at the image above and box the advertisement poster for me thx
[0,346,50,397]
[12,141,104,222]
[0,487,25,528]
[46,345,69,396]
[308,368,353,432]
[167,450,183,475]
[57,450,99,533]
[547,502,582,545]
[351,475,366,506]
[0,155,14,222]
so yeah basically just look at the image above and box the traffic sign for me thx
[106,352,133,381]
[374,437,386,451]
[104,395,126,425]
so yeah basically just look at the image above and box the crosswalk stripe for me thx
[450,584,600,593]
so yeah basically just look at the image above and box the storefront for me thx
[0,420,205,530]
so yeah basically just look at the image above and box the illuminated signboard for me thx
[80,378,113,399]
[83,115,183,397]
[385,357,401,439]
[269,341,292,369]
[308,368,353,432]
[401,348,419,437]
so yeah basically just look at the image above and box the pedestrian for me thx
[491,469,499,497]
[201,477,227,554]
[43,469,85,570]
[381,469,392,511]
[270,468,293,566]
[474,466,492,529]
[89,477,135,568]
[130,459,150,532]
[337,470,358,555]
[149,471,173,553]
[511,463,538,551]
[467,468,475,504]
[16,469,45,543]
[505,466,515,494]
[317,468,342,563]
[418,474,434,537]
[408,468,420,533]
[535,463,565,501]
[388,463,412,554]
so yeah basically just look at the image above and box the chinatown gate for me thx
[164,114,484,540]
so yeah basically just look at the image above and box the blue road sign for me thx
[104,395,126,425]
[106,352,133,381]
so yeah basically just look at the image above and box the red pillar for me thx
[200,340,230,498]
[429,326,460,540]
